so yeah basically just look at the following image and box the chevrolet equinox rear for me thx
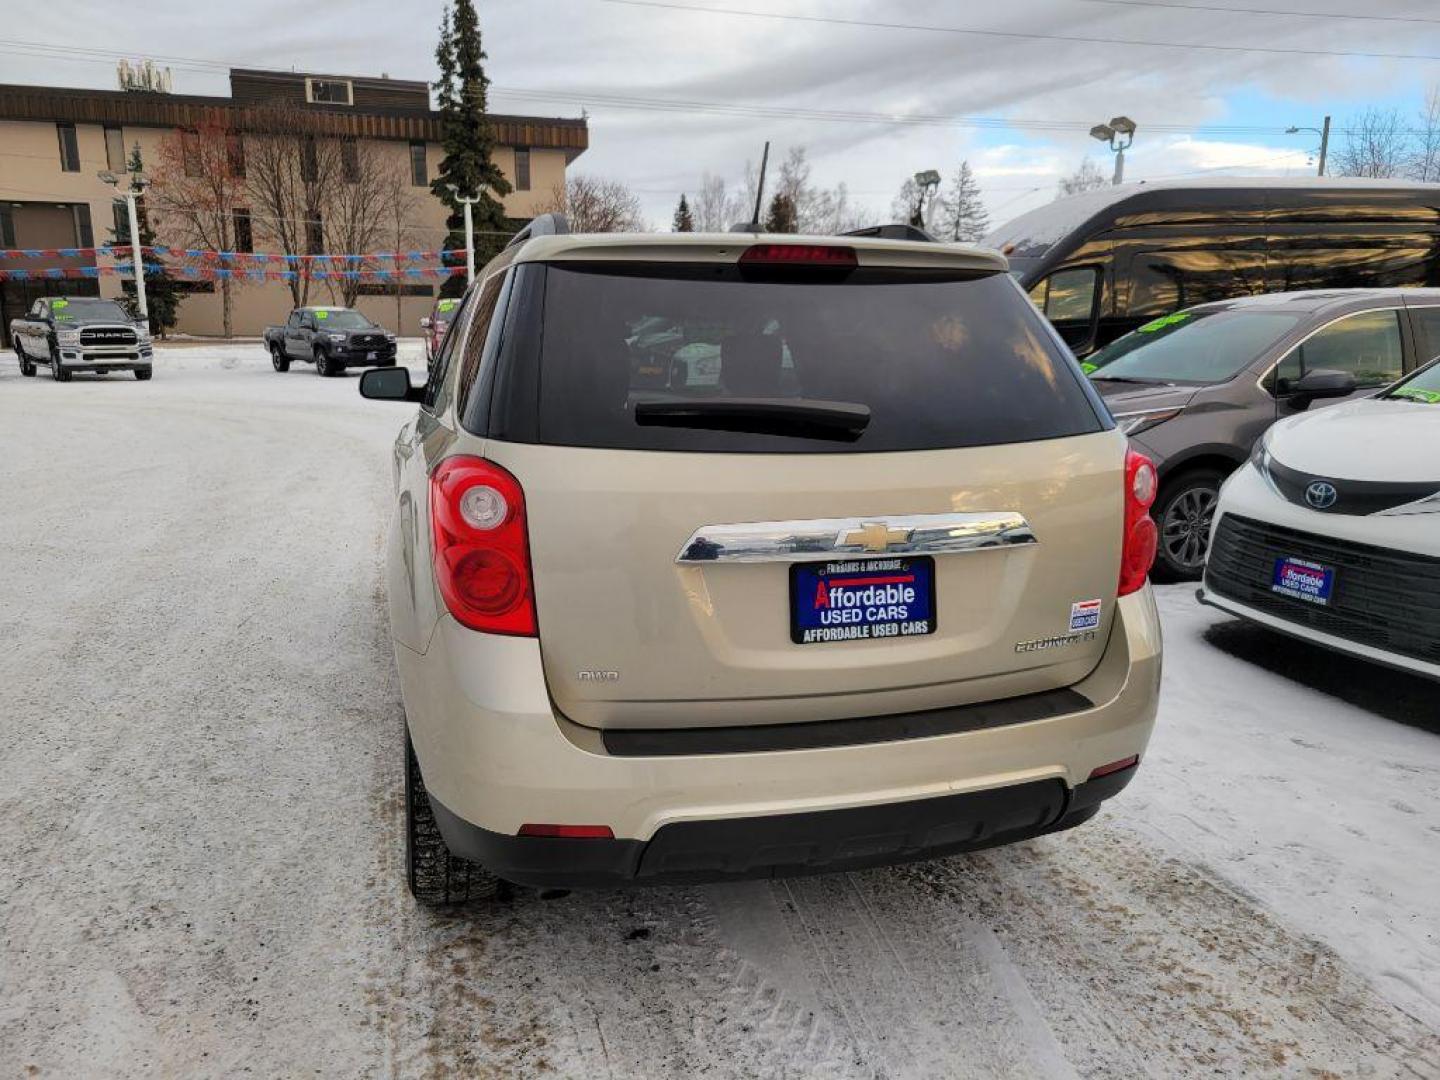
[360,219,1163,904]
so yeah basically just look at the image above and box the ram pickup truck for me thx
[262,306,397,377]
[9,296,153,382]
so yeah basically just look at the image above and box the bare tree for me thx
[693,172,734,232]
[375,162,424,331]
[1056,158,1108,198]
[323,143,412,308]
[1409,86,1440,182]
[890,178,939,229]
[1336,107,1408,179]
[539,174,646,232]
[244,101,347,306]
[149,118,247,337]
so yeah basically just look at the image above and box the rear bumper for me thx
[398,588,1161,884]
[430,767,1137,888]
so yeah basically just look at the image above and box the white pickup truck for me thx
[9,296,153,382]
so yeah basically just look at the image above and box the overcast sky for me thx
[6,0,1440,230]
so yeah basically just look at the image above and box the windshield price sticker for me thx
[316,310,330,320]
[1136,311,1192,334]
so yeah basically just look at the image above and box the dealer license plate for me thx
[790,557,936,645]
[1271,556,1335,606]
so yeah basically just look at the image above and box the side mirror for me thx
[419,317,432,330]
[360,366,425,403]
[1283,367,1357,407]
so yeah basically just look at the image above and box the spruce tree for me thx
[763,192,797,233]
[108,142,182,335]
[672,193,694,232]
[936,161,991,242]
[432,0,511,296]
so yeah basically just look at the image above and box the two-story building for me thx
[0,68,587,341]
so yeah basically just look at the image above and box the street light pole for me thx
[447,185,481,285]
[122,188,148,322]
[1091,116,1137,186]
[98,163,150,324]
[1286,117,1331,177]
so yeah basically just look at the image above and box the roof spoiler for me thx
[507,212,570,249]
[841,223,939,243]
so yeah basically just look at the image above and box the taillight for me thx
[739,243,858,267]
[430,456,536,635]
[1119,449,1158,596]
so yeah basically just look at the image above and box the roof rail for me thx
[840,223,939,243]
[507,212,570,249]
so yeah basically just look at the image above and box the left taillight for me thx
[429,456,537,636]
[1119,448,1158,597]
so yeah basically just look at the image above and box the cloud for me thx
[5,0,1435,230]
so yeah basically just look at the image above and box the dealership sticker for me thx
[1069,598,1102,632]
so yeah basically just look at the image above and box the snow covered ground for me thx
[2,343,1437,1078]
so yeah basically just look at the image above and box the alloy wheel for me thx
[1161,486,1218,572]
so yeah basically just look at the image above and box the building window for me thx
[233,209,253,254]
[73,204,93,249]
[56,123,80,172]
[182,131,202,178]
[305,78,353,105]
[301,137,318,182]
[104,126,126,172]
[306,215,324,254]
[341,138,360,183]
[227,134,246,179]
[514,147,531,192]
[409,141,427,187]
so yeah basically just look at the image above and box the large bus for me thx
[985,178,1440,356]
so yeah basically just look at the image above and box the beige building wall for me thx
[1,118,571,337]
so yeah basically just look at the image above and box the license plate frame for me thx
[1270,556,1335,606]
[790,556,937,645]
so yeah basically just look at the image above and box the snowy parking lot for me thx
[2,343,1438,1077]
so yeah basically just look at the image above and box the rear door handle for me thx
[676,512,1037,564]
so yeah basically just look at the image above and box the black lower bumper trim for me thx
[600,686,1093,757]
[429,766,1137,889]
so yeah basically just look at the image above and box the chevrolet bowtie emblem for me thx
[841,522,913,553]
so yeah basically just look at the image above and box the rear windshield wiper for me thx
[634,398,871,441]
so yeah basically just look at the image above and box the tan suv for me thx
[360,217,1163,904]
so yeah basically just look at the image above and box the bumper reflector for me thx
[1088,755,1139,780]
[517,824,615,839]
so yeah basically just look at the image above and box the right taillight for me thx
[1119,449,1158,596]
[429,456,537,636]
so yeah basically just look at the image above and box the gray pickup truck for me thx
[262,306,397,377]
[9,296,153,382]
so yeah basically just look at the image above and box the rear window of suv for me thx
[474,262,1107,453]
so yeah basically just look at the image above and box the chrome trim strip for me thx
[675,512,1037,564]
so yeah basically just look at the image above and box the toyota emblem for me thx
[1305,480,1338,510]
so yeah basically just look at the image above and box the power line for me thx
[597,0,1440,62]
[1082,0,1440,25]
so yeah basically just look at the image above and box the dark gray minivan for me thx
[1089,288,1440,578]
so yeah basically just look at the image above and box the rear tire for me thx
[1152,469,1225,581]
[134,367,152,381]
[405,731,502,905]
[17,348,35,377]
[270,344,290,372]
